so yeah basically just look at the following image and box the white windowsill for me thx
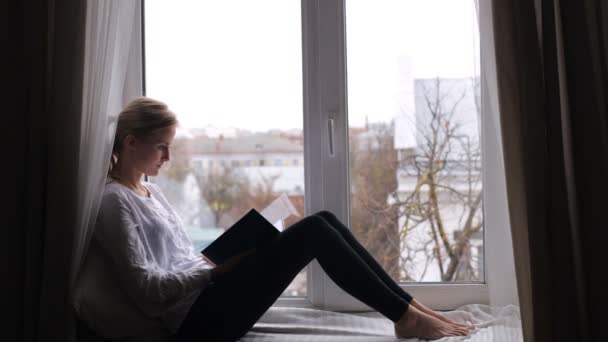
[275,282,488,312]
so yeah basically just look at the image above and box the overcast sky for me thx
[145,0,479,131]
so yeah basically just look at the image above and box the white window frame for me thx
[139,0,509,311]
[277,0,490,310]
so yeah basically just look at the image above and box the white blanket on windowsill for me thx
[242,304,522,342]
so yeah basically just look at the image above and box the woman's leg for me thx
[314,211,474,330]
[175,215,409,342]
[313,210,413,303]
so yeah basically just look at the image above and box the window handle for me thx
[327,113,336,157]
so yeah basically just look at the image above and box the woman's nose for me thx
[164,149,171,161]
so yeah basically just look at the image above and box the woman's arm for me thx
[95,192,212,316]
[208,248,256,282]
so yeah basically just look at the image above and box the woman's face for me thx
[131,125,176,177]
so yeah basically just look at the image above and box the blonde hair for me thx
[109,97,178,175]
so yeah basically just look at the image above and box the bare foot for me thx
[394,305,469,340]
[410,299,475,331]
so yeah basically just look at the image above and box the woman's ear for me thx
[124,134,138,151]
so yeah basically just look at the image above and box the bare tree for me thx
[349,78,482,282]
[229,173,280,223]
[246,173,282,210]
[350,123,402,279]
[194,165,250,228]
[231,172,305,227]
[396,78,482,281]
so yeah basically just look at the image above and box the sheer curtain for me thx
[71,0,143,336]
[72,0,142,289]
[477,0,519,308]
[35,0,142,341]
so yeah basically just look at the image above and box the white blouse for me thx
[94,180,214,333]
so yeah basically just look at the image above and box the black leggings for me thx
[175,211,413,342]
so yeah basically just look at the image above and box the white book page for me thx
[259,193,300,231]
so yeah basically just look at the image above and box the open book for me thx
[200,194,300,266]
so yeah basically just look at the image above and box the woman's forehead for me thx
[146,126,176,142]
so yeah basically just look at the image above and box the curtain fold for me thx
[491,2,546,339]
[478,0,519,308]
[36,1,88,340]
[29,1,142,341]
[8,0,56,340]
[555,1,608,340]
[492,0,608,341]
[73,0,141,291]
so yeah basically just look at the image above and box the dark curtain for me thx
[492,0,608,341]
[5,0,86,341]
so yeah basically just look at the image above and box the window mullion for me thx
[301,0,351,308]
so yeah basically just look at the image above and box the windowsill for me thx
[275,283,488,312]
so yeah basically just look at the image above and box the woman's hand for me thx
[210,248,256,282]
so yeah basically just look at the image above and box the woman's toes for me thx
[460,323,473,332]
[455,321,470,328]
[454,327,466,336]
[451,325,467,336]
[448,322,467,333]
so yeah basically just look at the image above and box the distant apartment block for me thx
[188,131,305,196]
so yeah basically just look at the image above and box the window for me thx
[144,0,486,308]
[301,0,485,309]
[193,160,203,172]
[144,0,307,297]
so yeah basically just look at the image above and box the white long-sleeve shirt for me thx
[94,180,214,333]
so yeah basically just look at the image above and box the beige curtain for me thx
[492,0,608,341]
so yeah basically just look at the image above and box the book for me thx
[201,209,280,266]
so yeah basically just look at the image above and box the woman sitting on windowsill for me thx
[95,97,474,341]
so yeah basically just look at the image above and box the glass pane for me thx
[145,0,306,296]
[346,0,483,282]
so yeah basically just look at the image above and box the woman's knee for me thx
[315,210,337,222]
[300,215,329,230]
[314,211,350,235]
[292,215,336,239]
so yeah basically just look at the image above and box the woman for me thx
[96,97,474,341]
